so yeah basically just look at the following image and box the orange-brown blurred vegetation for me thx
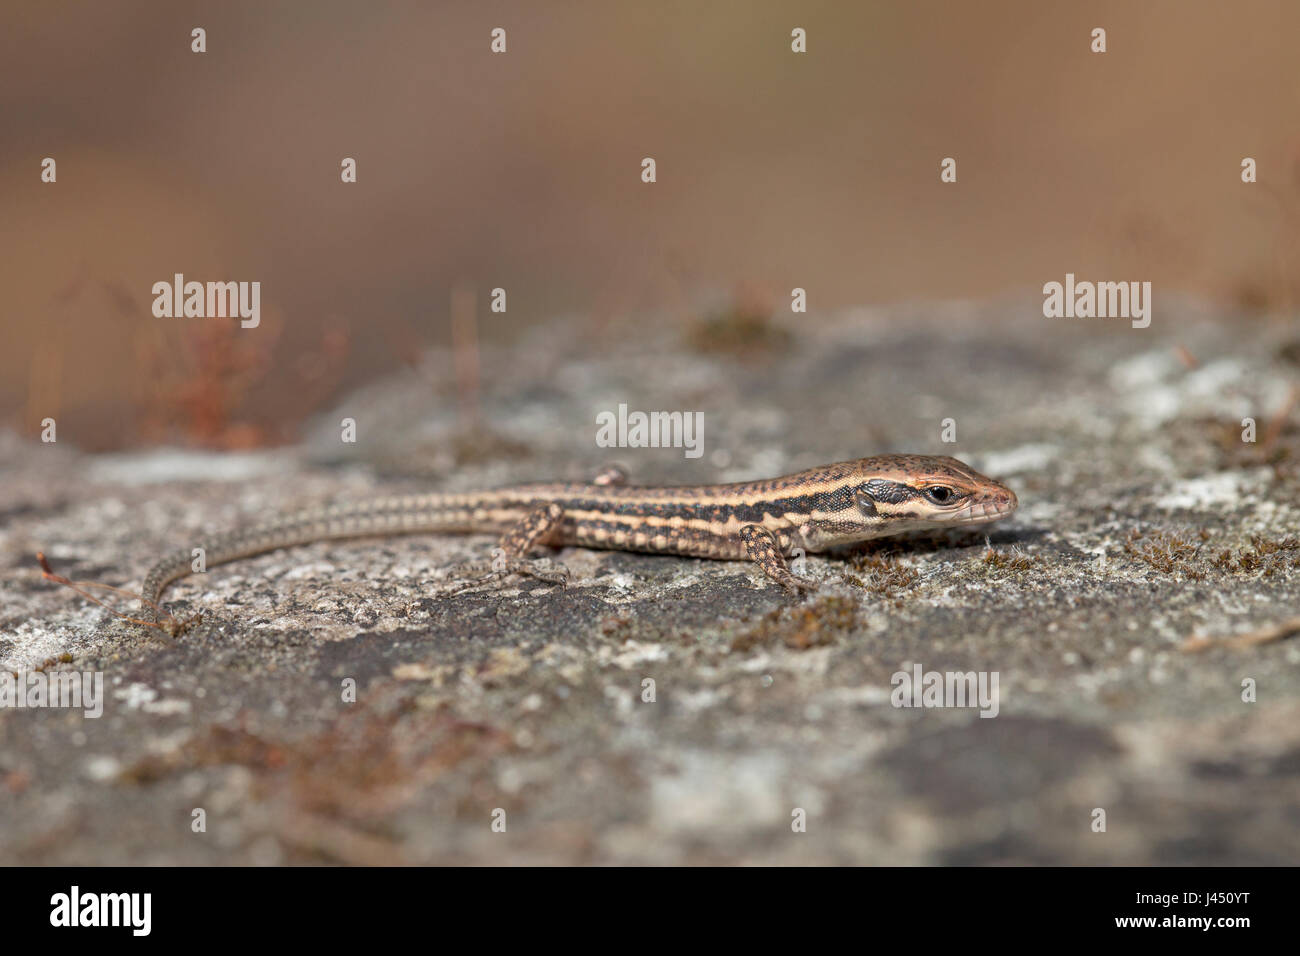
[3,0,1299,449]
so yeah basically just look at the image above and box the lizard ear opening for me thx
[854,485,878,516]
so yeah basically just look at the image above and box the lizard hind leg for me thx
[443,501,570,595]
[739,524,816,595]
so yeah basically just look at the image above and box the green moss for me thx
[1124,528,1207,579]
[843,550,920,604]
[731,596,858,652]
[1211,534,1300,575]
[981,547,1036,571]
[1128,528,1300,579]
[686,300,791,358]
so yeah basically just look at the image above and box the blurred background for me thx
[4,3,1300,868]
[3,0,1299,450]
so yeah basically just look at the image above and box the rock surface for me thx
[3,298,1299,864]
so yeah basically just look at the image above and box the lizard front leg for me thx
[739,524,816,595]
[592,464,628,486]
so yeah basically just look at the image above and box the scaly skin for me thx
[141,454,1017,632]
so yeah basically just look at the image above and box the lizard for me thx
[140,454,1017,635]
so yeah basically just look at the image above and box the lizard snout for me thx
[986,485,1018,517]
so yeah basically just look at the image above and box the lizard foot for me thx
[441,556,571,597]
[779,575,819,596]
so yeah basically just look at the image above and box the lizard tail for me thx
[140,493,488,627]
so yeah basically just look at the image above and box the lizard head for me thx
[802,454,1017,549]
[850,454,1017,531]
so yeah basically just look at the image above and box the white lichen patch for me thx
[649,751,787,835]
[976,443,1059,477]
[1153,468,1270,512]
[1110,351,1289,428]
[607,640,672,670]
[88,449,294,485]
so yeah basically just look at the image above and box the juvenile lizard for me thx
[141,454,1017,634]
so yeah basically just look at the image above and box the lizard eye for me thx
[924,486,955,505]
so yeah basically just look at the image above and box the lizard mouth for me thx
[950,491,1018,524]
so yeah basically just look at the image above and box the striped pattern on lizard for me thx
[141,454,1018,635]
